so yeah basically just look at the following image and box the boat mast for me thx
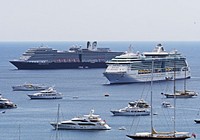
[56,104,60,140]
[173,59,176,137]
[18,124,21,140]
[184,66,187,93]
[150,60,154,136]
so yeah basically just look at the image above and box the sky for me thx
[0,0,200,41]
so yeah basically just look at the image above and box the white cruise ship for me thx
[50,110,111,130]
[103,44,191,84]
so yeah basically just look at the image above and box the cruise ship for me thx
[10,41,123,70]
[103,44,191,84]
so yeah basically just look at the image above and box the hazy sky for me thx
[0,0,200,41]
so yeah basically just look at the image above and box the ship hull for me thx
[10,61,107,70]
[103,71,191,84]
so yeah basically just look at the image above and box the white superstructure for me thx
[103,44,191,84]
[50,110,111,130]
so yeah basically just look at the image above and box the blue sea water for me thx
[0,41,200,140]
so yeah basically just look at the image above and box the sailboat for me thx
[126,60,191,140]
[163,67,198,98]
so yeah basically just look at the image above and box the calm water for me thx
[0,41,200,140]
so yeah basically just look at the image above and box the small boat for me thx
[104,93,110,97]
[161,101,172,108]
[50,109,111,130]
[111,99,150,116]
[194,119,200,123]
[27,87,62,99]
[118,126,126,130]
[0,94,17,109]
[12,83,49,91]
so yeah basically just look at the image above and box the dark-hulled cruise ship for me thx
[10,41,123,70]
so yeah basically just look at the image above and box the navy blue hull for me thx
[10,61,107,69]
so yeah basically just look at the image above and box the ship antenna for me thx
[128,44,133,53]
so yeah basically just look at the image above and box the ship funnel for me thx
[92,41,97,50]
[154,44,165,53]
[87,41,91,49]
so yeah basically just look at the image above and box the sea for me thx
[0,41,200,140]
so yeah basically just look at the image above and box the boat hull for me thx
[10,61,107,70]
[164,94,194,98]
[28,95,62,99]
[12,86,48,91]
[111,110,150,116]
[126,135,190,140]
[50,123,111,130]
[0,103,17,109]
[194,119,200,123]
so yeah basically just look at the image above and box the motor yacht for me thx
[50,110,111,130]
[27,87,62,99]
[12,83,49,91]
[111,99,150,116]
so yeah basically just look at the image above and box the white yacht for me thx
[0,94,17,109]
[50,110,111,130]
[27,87,62,99]
[103,44,191,84]
[12,83,49,91]
[111,99,150,116]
